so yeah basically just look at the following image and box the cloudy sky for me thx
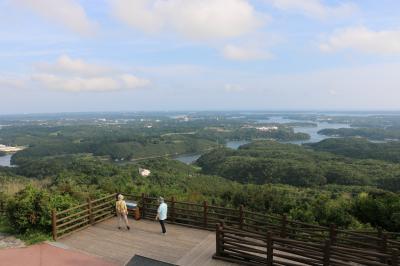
[0,0,400,114]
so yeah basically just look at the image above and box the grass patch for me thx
[1,216,50,245]
[0,215,13,234]
[18,230,51,245]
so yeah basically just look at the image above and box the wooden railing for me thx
[51,194,115,240]
[0,201,5,215]
[213,223,399,266]
[51,193,400,263]
[126,194,399,253]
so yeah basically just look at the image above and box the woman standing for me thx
[116,194,130,230]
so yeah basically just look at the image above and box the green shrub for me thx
[6,185,77,234]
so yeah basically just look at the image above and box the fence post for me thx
[392,249,399,266]
[380,233,388,263]
[141,193,146,218]
[329,224,337,245]
[52,209,57,241]
[87,198,94,225]
[323,240,331,266]
[170,196,176,224]
[378,227,383,238]
[280,214,287,238]
[203,201,208,229]
[216,223,222,256]
[239,205,244,230]
[266,232,273,266]
[219,221,225,254]
[378,227,383,251]
[381,233,387,253]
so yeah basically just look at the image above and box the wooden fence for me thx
[51,194,115,240]
[0,201,5,215]
[213,223,399,266]
[51,193,400,264]
[124,194,399,253]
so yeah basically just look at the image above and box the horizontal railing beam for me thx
[51,192,400,264]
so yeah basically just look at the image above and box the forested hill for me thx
[196,140,400,191]
[2,155,399,233]
[318,127,400,141]
[2,115,400,241]
[307,138,400,163]
[0,121,308,165]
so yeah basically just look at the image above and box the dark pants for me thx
[159,220,166,233]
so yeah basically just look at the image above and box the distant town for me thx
[0,144,24,153]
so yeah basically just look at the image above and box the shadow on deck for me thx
[58,217,236,266]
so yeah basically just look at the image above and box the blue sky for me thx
[1,0,400,114]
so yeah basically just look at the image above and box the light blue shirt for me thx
[158,202,168,221]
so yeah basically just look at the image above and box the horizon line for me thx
[2,109,400,117]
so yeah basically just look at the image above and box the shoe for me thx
[127,226,130,230]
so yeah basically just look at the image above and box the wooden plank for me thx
[59,218,235,266]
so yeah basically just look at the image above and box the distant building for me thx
[172,115,190,122]
[0,144,25,153]
[256,126,278,132]
[139,168,151,177]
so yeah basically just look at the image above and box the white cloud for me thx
[224,83,245,92]
[222,44,272,61]
[0,49,74,58]
[320,26,400,55]
[31,55,149,92]
[31,73,148,92]
[36,55,111,76]
[110,0,264,40]
[1,55,149,92]
[13,0,97,36]
[0,76,26,89]
[328,89,337,96]
[266,0,357,19]
[231,63,400,109]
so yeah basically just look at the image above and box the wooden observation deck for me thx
[50,193,400,266]
[58,217,234,265]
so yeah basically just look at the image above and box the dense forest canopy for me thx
[2,155,399,233]
[0,118,309,164]
[319,128,400,141]
[308,138,400,163]
[197,140,400,191]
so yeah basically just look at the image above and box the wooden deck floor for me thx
[58,218,237,266]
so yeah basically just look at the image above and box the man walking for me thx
[156,197,168,235]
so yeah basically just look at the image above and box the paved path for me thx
[0,243,116,266]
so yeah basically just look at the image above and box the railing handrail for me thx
[52,193,116,240]
[51,192,400,257]
[138,194,398,237]
[214,223,399,266]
